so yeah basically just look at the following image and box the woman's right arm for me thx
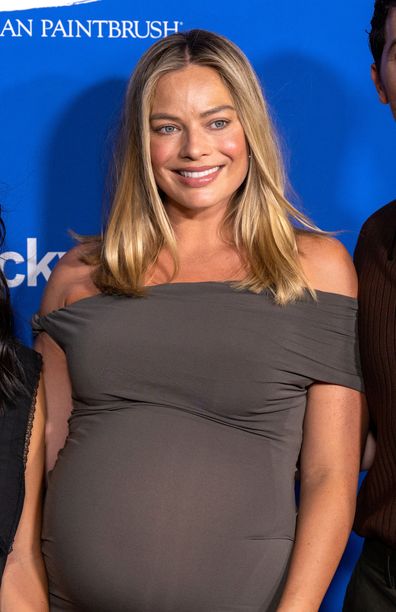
[34,250,74,473]
[35,245,95,472]
[35,331,73,473]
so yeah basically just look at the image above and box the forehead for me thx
[151,65,234,112]
[385,6,396,44]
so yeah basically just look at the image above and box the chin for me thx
[188,197,228,209]
[166,193,227,211]
[178,201,219,212]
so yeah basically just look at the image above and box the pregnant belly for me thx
[43,405,294,611]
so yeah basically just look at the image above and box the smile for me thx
[178,166,221,178]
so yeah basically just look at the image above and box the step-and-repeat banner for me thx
[1,1,394,608]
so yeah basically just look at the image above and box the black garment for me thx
[344,202,396,611]
[0,343,42,581]
[353,201,396,546]
[343,539,396,612]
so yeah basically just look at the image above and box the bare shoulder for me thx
[297,232,357,298]
[40,243,99,315]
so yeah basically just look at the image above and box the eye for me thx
[210,119,229,129]
[155,125,178,134]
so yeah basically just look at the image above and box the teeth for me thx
[179,166,220,178]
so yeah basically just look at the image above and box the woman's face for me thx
[149,64,249,215]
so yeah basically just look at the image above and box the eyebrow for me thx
[150,105,236,121]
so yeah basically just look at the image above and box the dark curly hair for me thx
[369,0,396,71]
[0,211,25,412]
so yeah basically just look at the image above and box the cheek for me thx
[381,59,396,94]
[382,67,396,119]
[150,140,172,176]
[389,65,396,97]
[219,131,248,163]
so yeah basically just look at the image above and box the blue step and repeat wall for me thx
[1,1,395,609]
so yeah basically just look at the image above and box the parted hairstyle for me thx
[85,29,321,304]
[370,0,396,71]
[0,211,25,412]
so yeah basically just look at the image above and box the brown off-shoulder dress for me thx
[33,282,363,612]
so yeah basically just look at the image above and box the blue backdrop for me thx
[1,1,394,608]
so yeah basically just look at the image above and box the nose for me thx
[179,127,211,160]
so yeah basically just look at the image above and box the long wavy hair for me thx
[85,29,321,304]
[0,211,25,412]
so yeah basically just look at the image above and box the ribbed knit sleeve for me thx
[353,201,396,547]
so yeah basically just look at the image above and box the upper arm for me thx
[34,331,72,473]
[300,383,367,483]
[297,234,358,298]
[39,243,97,315]
[35,244,96,472]
[297,236,367,478]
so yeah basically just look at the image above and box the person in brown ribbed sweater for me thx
[343,1,396,610]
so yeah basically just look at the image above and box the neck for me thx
[165,200,231,254]
[146,201,246,284]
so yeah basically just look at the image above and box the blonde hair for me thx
[86,29,321,304]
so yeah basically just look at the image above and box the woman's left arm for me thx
[278,236,367,611]
[0,377,49,611]
[277,382,366,612]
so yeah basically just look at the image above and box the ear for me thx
[371,63,389,104]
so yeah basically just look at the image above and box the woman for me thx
[34,30,365,611]
[0,213,48,610]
